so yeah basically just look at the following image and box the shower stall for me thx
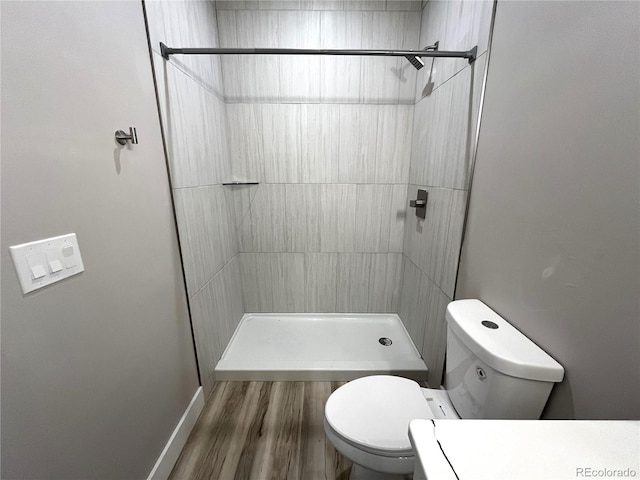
[144,0,493,395]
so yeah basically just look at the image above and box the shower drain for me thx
[378,337,393,346]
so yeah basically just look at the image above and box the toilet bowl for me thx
[323,299,565,479]
[324,375,459,479]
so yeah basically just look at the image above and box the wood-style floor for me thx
[169,381,352,480]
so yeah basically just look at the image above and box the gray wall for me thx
[145,0,244,396]
[398,0,493,386]
[1,1,200,477]
[456,1,640,419]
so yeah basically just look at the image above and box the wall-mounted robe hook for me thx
[115,127,138,146]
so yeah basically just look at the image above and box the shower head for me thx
[404,55,425,70]
[404,42,440,71]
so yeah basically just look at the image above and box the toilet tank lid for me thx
[446,300,564,382]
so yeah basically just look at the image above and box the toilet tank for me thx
[444,300,564,419]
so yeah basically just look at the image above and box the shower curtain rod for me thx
[159,42,477,64]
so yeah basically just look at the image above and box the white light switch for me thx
[9,233,85,294]
[48,259,63,273]
[30,264,47,280]
[46,250,63,273]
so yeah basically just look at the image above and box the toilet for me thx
[324,299,565,480]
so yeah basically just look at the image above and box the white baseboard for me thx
[147,386,205,480]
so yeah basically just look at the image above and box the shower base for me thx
[214,313,428,382]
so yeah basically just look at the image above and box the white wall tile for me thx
[319,184,357,252]
[440,0,493,86]
[148,2,244,395]
[361,58,404,105]
[361,12,406,103]
[189,277,222,394]
[311,0,345,10]
[256,0,302,10]
[440,189,466,297]
[386,0,422,12]
[190,256,244,394]
[217,10,245,102]
[173,186,237,296]
[411,63,483,189]
[285,184,321,252]
[320,11,363,102]
[271,253,306,311]
[346,1,386,11]
[262,104,301,183]
[389,184,408,251]
[205,0,487,380]
[414,0,492,101]
[336,253,371,312]
[278,11,321,102]
[226,184,258,230]
[240,253,274,311]
[154,56,232,188]
[350,184,406,253]
[355,184,393,251]
[300,104,340,183]
[216,1,260,10]
[146,0,224,97]
[237,184,287,252]
[338,105,413,184]
[216,257,245,361]
[397,1,490,386]
[409,96,427,183]
[226,103,265,182]
[420,278,449,387]
[375,105,413,183]
[403,185,452,287]
[305,253,338,311]
[397,11,421,103]
[338,104,379,183]
[235,10,281,101]
[153,57,196,188]
[398,256,428,352]
[398,256,450,386]
[414,0,449,101]
[368,253,403,312]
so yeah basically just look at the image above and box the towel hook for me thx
[115,127,138,146]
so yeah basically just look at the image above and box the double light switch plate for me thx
[10,233,85,294]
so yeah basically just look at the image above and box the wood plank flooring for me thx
[169,382,352,480]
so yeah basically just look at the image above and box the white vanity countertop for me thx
[409,419,640,480]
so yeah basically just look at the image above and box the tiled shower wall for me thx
[146,0,493,392]
[145,1,244,394]
[398,0,493,386]
[216,2,422,312]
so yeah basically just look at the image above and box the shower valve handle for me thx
[410,189,428,219]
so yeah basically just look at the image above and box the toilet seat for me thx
[325,375,431,456]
